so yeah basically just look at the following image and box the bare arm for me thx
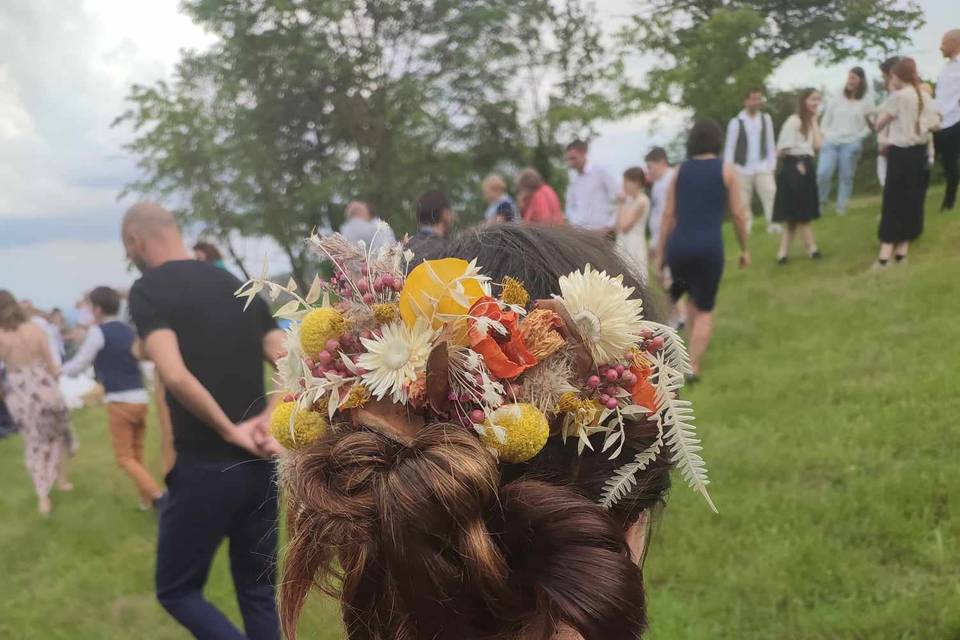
[617,199,644,233]
[655,175,678,267]
[723,163,751,266]
[144,329,265,457]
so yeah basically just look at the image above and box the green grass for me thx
[2,188,959,639]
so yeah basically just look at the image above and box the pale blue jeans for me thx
[817,139,862,214]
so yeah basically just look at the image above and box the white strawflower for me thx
[357,319,435,403]
[555,264,644,363]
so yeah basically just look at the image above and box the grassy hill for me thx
[2,188,958,639]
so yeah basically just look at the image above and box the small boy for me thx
[62,286,163,508]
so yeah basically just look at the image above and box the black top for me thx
[129,260,276,462]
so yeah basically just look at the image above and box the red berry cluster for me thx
[303,335,369,379]
[330,264,404,304]
[585,363,636,410]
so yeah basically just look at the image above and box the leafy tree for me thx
[621,0,924,120]
[116,0,613,283]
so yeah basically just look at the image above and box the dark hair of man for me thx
[416,190,450,226]
[744,86,764,99]
[565,139,589,153]
[88,286,121,316]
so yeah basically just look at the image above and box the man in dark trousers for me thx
[122,202,283,640]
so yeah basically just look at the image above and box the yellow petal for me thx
[399,258,485,329]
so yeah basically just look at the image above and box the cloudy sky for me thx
[0,0,953,310]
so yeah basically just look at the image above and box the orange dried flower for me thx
[520,309,567,360]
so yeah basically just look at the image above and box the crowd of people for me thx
[0,28,957,640]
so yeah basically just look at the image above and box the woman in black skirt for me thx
[773,88,824,264]
[873,57,942,269]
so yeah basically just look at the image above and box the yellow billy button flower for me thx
[270,401,328,450]
[482,403,550,464]
[372,303,399,324]
[501,276,530,307]
[399,258,486,330]
[299,308,347,358]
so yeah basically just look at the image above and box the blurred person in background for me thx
[616,166,651,283]
[564,138,618,230]
[875,56,902,187]
[934,29,960,212]
[873,58,943,269]
[340,200,398,252]
[724,87,780,233]
[408,190,455,262]
[657,120,751,380]
[773,89,824,264]
[817,67,872,215]
[122,202,284,639]
[61,286,164,510]
[0,290,74,516]
[645,147,675,255]
[516,168,564,223]
[193,241,227,269]
[481,174,517,223]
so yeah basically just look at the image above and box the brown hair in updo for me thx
[282,424,648,639]
[280,225,674,639]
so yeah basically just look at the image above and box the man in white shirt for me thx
[723,87,780,233]
[644,147,675,252]
[935,29,960,211]
[564,139,619,230]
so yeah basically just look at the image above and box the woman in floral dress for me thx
[0,290,73,516]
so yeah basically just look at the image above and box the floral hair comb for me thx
[237,231,715,512]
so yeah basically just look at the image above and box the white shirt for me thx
[777,114,817,156]
[936,57,960,130]
[339,217,397,255]
[565,163,618,230]
[821,95,872,145]
[724,111,777,174]
[61,320,149,404]
[881,87,942,148]
[648,167,676,249]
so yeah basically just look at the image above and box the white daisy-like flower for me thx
[357,319,435,403]
[555,264,644,363]
[275,323,307,393]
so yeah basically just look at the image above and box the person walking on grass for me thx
[122,202,284,640]
[656,120,751,381]
[873,59,943,269]
[0,290,73,517]
[723,87,780,234]
[817,67,872,215]
[61,286,164,510]
[934,29,960,212]
[774,89,824,265]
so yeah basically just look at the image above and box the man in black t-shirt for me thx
[123,202,283,640]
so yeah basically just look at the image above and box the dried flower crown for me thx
[237,229,716,512]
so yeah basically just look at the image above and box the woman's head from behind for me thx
[280,224,673,640]
[0,290,27,331]
[686,119,723,158]
[623,167,648,198]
